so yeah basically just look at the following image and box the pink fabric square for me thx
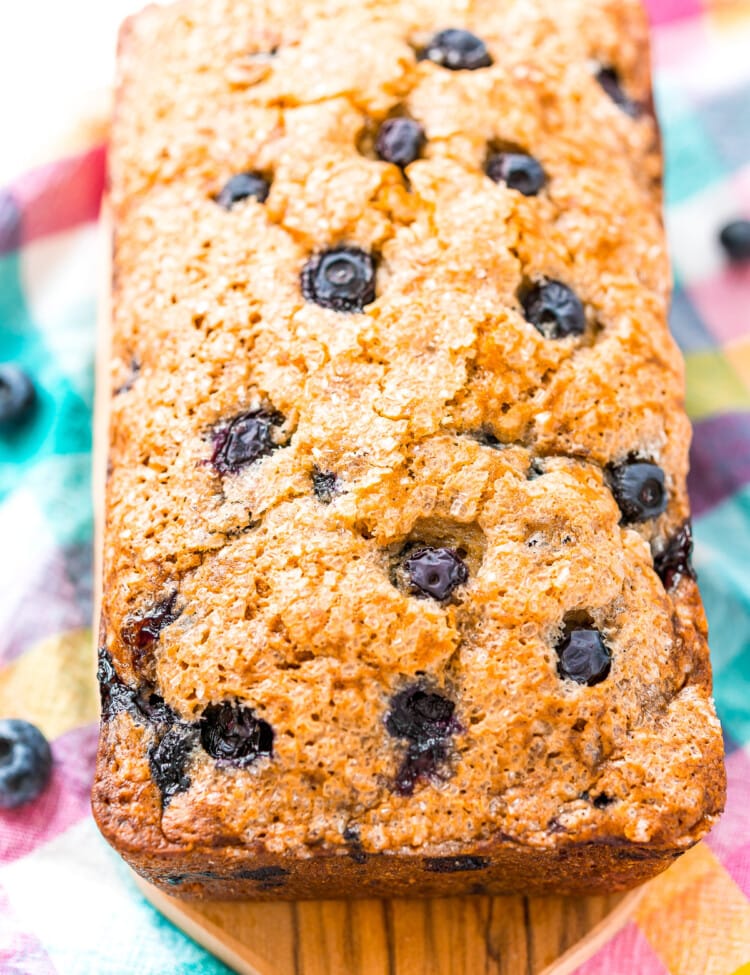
[706,745,750,895]
[647,0,703,26]
[689,269,750,344]
[571,922,669,975]
[734,167,750,211]
[13,145,105,248]
[650,15,707,70]
[0,890,57,975]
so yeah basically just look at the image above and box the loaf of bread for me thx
[93,0,726,899]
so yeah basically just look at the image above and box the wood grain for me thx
[136,878,644,975]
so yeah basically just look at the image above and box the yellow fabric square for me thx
[636,844,750,975]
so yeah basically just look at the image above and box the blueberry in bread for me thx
[93,0,725,899]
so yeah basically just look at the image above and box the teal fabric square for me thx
[661,109,728,205]
[695,488,750,746]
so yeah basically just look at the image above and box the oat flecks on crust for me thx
[94,0,725,899]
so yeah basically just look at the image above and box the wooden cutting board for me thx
[95,212,644,975]
[136,878,643,975]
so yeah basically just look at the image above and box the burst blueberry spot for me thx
[149,725,196,803]
[424,856,490,873]
[312,468,340,504]
[200,702,273,768]
[211,409,285,474]
[653,520,696,591]
[386,685,458,796]
[97,647,136,718]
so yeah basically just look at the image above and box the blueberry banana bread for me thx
[93,0,726,899]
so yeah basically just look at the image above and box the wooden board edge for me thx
[539,883,646,975]
[135,875,278,975]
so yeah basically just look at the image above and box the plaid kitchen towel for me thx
[1,1,750,973]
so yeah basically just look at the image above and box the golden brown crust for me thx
[93,0,726,899]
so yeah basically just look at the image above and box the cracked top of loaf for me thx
[94,0,725,878]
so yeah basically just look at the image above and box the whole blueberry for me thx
[419,29,493,71]
[375,117,425,168]
[200,702,273,768]
[653,520,696,591]
[215,172,270,209]
[301,246,376,312]
[211,409,284,474]
[521,280,586,339]
[404,546,468,601]
[0,365,36,426]
[596,67,640,118]
[556,628,611,686]
[486,152,546,196]
[607,461,667,523]
[719,220,750,263]
[0,719,53,809]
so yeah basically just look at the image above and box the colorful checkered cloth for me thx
[1,2,749,972]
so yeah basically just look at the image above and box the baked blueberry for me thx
[521,280,586,339]
[386,686,457,743]
[149,726,196,803]
[0,365,36,426]
[135,690,179,726]
[653,520,696,591]
[211,409,284,474]
[386,685,458,795]
[375,117,425,168]
[556,628,611,685]
[121,592,180,653]
[607,461,667,523]
[312,468,340,504]
[116,359,140,395]
[97,647,136,718]
[301,246,376,312]
[215,172,270,209]
[0,719,53,809]
[200,702,273,767]
[596,67,640,118]
[593,793,614,809]
[424,856,490,872]
[419,29,493,71]
[395,744,449,795]
[719,220,750,263]
[404,546,468,601]
[486,152,546,196]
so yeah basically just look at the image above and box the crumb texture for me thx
[94,0,725,899]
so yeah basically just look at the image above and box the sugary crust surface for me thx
[93,0,725,899]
